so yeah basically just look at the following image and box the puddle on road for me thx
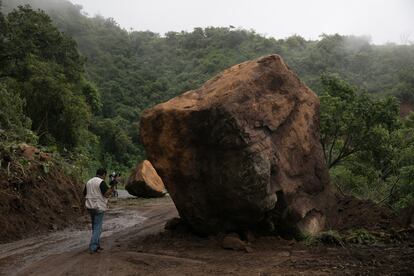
[102,209,147,237]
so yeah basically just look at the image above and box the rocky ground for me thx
[0,194,413,276]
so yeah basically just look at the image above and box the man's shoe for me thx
[97,246,103,251]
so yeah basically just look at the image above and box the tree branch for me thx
[329,131,354,168]
[379,174,400,204]
[327,126,340,167]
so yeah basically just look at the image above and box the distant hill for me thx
[2,0,414,167]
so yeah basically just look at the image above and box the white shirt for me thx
[85,177,108,211]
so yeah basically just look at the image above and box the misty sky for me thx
[70,0,414,44]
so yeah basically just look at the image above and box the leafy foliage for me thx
[0,5,96,149]
[320,74,400,169]
[0,83,36,143]
[321,76,414,207]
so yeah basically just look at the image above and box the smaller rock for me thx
[39,152,52,162]
[221,233,247,251]
[241,230,256,242]
[288,240,296,246]
[244,246,253,253]
[277,251,291,257]
[126,160,166,198]
[19,143,39,160]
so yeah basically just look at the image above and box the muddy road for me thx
[1,192,413,275]
[0,192,178,276]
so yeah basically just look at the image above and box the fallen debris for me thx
[221,233,252,253]
[126,160,166,198]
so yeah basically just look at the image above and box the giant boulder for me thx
[140,55,336,236]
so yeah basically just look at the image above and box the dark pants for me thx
[87,208,104,252]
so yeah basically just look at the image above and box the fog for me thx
[68,0,414,44]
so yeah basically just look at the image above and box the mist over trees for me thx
[1,0,414,207]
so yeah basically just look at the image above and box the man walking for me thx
[84,168,116,254]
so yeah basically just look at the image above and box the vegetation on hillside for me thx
[1,0,413,207]
[0,4,101,175]
[320,75,414,208]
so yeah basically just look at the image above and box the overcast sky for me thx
[69,0,414,44]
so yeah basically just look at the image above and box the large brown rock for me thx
[126,160,166,198]
[140,55,336,236]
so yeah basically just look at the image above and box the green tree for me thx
[320,74,400,169]
[389,113,414,207]
[1,6,97,149]
[90,117,139,167]
[0,83,36,143]
[320,75,414,206]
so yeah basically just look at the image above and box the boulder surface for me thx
[140,55,336,236]
[126,160,166,198]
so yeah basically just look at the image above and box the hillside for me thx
[3,0,414,170]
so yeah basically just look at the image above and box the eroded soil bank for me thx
[0,194,413,276]
[0,146,84,243]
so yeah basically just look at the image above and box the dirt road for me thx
[1,193,413,275]
[0,193,178,276]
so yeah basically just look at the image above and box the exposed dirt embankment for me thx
[0,144,84,243]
